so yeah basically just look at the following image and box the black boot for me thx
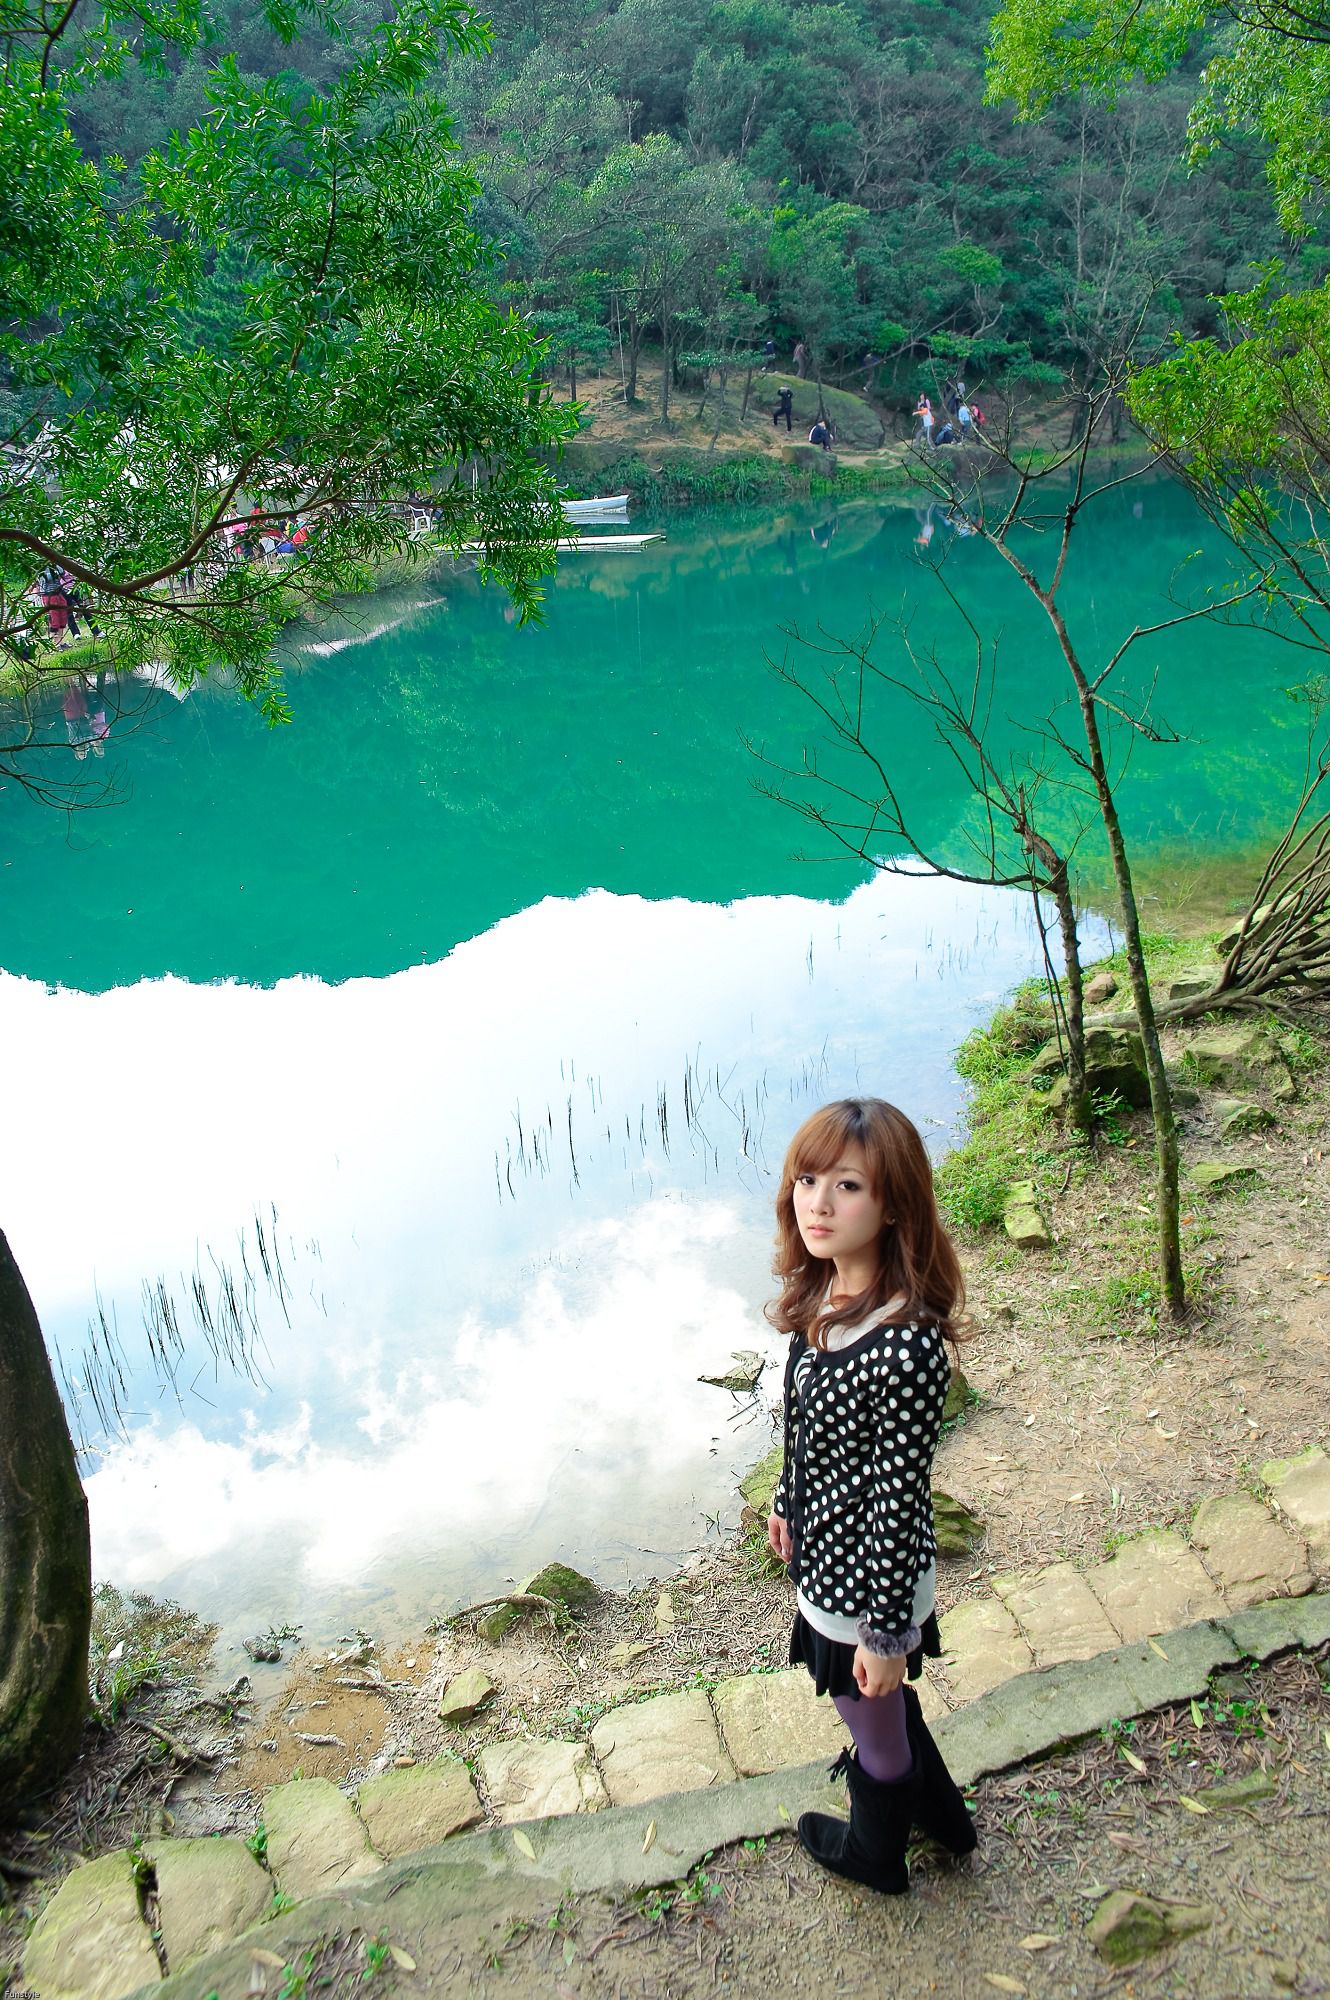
[901,1683,977,1854]
[797,1748,912,1895]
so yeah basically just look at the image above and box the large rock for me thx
[1199,1770,1276,1809]
[262,1776,382,1902]
[1190,1491,1315,1606]
[1185,1026,1293,1097]
[1002,1180,1052,1250]
[1086,1890,1212,1966]
[1084,969,1118,1006]
[699,1349,765,1392]
[739,1441,785,1513]
[942,1362,977,1424]
[590,1689,736,1806]
[1262,1448,1330,1566]
[479,1738,609,1820]
[1189,1159,1259,1191]
[479,1563,599,1643]
[145,1837,270,1976]
[1166,975,1213,1004]
[933,1489,984,1555]
[712,1669,849,1776]
[438,1665,496,1720]
[22,1851,161,2000]
[1214,1096,1276,1137]
[1085,1528,1226,1642]
[1031,1024,1150,1108]
[356,1760,483,1856]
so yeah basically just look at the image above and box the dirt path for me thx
[436,1647,1330,2000]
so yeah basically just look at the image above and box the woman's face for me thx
[791,1141,888,1267]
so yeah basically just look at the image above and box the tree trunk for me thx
[1053,622,1184,1311]
[625,315,641,403]
[1027,831,1089,1131]
[1049,859,1088,1126]
[0,1229,91,1816]
[740,366,754,419]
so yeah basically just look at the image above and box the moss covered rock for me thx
[933,1490,984,1555]
[1086,1890,1212,1966]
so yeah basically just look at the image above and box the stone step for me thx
[69,1591,1330,2000]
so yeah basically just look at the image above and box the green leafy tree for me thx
[0,0,574,1814]
[1,0,577,746]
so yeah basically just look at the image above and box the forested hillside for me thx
[59,0,1326,404]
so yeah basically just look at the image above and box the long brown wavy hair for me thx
[768,1097,966,1351]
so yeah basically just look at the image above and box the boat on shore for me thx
[560,494,630,518]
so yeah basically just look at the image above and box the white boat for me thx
[560,493,630,517]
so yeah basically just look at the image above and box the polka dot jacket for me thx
[771,1317,950,1655]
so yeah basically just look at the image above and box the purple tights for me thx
[832,1685,912,1783]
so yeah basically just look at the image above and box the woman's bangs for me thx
[787,1107,866,1183]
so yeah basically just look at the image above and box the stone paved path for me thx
[21,1446,1330,2000]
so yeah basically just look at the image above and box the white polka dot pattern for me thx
[771,1319,949,1649]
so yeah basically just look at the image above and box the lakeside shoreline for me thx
[4,919,1325,1923]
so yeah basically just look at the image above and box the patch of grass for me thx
[1273,1018,1326,1074]
[936,981,1062,1235]
[591,451,792,506]
[88,1584,215,1728]
[1094,932,1225,985]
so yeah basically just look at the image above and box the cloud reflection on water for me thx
[1,872,1076,1653]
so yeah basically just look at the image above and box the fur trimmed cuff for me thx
[855,1618,921,1658]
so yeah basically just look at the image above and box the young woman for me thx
[766,1097,977,1894]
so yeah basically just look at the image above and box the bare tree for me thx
[908,379,1273,1313]
[748,585,1095,1131]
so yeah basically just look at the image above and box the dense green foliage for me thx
[0,0,577,730]
[987,0,1330,659]
[39,0,1310,420]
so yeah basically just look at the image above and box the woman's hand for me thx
[853,1645,907,1698]
[767,1513,793,1564]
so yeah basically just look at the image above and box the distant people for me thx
[935,419,956,446]
[793,339,809,379]
[943,378,959,417]
[913,396,934,447]
[957,400,973,440]
[38,565,70,641]
[773,385,794,431]
[762,337,777,373]
[61,570,100,638]
[808,419,832,451]
[861,351,882,393]
[970,401,985,435]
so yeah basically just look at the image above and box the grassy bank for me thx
[936,930,1327,1334]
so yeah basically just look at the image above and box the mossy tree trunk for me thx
[0,1229,91,1816]
[1027,828,1090,1132]
[1045,601,1185,1313]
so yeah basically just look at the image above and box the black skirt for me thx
[789,1607,941,1701]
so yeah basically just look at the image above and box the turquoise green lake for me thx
[0,475,1299,1662]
